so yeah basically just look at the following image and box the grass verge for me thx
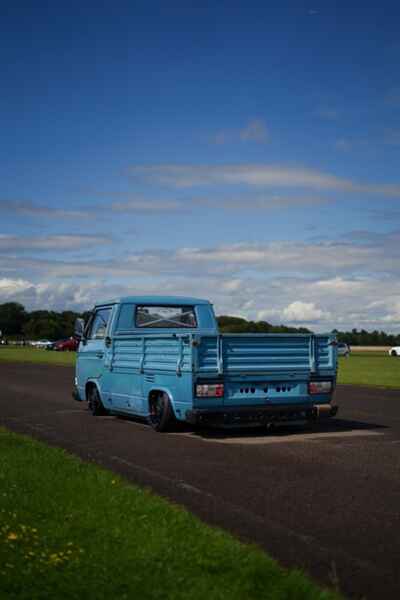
[337,353,400,389]
[0,347,75,366]
[0,427,339,600]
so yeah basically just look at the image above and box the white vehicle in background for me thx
[337,342,351,357]
[389,346,400,357]
[32,339,53,349]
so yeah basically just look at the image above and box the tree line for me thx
[0,302,91,341]
[0,302,399,346]
[218,316,400,345]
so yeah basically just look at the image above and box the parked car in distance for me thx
[337,342,351,357]
[52,337,79,352]
[389,346,400,357]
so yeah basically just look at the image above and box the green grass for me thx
[0,347,75,366]
[0,428,339,600]
[337,352,400,389]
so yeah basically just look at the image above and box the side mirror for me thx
[74,318,85,340]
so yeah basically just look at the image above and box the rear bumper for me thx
[185,403,338,426]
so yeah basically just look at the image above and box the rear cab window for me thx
[136,305,197,329]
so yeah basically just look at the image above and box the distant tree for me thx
[23,315,61,340]
[0,302,27,336]
[22,309,83,340]
[334,327,400,346]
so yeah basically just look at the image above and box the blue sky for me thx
[1,1,400,331]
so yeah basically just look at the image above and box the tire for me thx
[147,392,176,432]
[391,350,398,357]
[88,386,108,416]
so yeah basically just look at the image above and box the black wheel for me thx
[391,350,398,357]
[88,386,108,416]
[147,392,176,432]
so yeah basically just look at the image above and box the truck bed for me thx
[111,332,336,378]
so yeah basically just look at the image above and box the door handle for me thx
[96,352,104,358]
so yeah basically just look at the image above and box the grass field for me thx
[0,428,339,600]
[0,347,75,366]
[1,347,399,388]
[338,352,400,389]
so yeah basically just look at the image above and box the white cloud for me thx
[111,199,183,212]
[378,300,400,323]
[256,308,282,320]
[128,164,400,197]
[282,301,331,323]
[0,197,186,220]
[0,200,92,219]
[217,194,329,210]
[2,234,400,282]
[175,241,389,273]
[220,279,243,292]
[2,271,400,333]
[312,277,367,294]
[0,278,33,296]
[0,234,112,251]
[1,231,400,332]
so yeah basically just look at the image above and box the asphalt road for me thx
[1,362,400,599]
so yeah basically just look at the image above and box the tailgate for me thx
[196,333,336,375]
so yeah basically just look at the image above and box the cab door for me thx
[77,306,113,400]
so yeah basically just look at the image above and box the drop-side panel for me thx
[315,336,336,374]
[143,337,192,372]
[196,336,219,373]
[112,335,192,373]
[112,338,142,371]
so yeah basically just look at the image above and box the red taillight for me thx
[309,381,332,394]
[196,383,224,398]
[215,384,224,397]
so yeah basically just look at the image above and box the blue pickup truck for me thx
[73,296,338,431]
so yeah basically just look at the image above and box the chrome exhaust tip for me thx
[313,404,338,418]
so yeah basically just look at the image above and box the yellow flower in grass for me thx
[7,532,18,540]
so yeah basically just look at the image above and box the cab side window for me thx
[88,307,112,340]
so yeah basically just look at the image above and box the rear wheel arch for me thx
[147,389,176,432]
[86,382,108,416]
[85,380,99,401]
[391,350,398,357]
[148,388,176,411]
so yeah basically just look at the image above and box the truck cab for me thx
[74,296,338,431]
